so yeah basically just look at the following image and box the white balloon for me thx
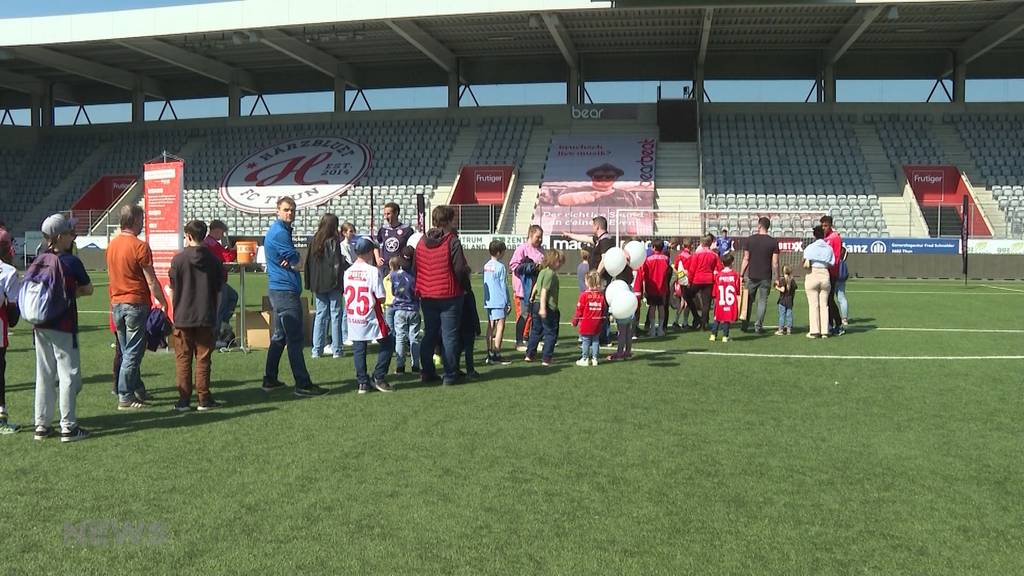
[603,247,627,276]
[624,241,646,270]
[605,280,631,303]
[406,232,423,248]
[609,290,639,320]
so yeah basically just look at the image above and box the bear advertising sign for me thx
[219,137,372,214]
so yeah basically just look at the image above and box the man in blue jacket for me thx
[262,197,327,397]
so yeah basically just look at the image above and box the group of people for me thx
[0,199,852,442]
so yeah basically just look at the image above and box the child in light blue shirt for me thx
[482,240,511,365]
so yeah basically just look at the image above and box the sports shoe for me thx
[294,384,329,397]
[343,340,354,347]
[515,343,527,352]
[197,400,222,411]
[492,355,512,366]
[606,353,621,362]
[310,353,320,360]
[836,327,847,336]
[172,400,192,413]
[333,351,344,359]
[575,358,590,367]
[721,336,729,343]
[261,379,287,392]
[774,329,785,336]
[806,333,818,339]
[540,359,552,367]
[33,425,54,440]
[708,334,716,342]
[523,356,534,363]
[0,422,20,435]
[820,334,829,339]
[0,406,7,421]
[60,427,90,443]
[754,326,764,334]
[358,382,371,394]
[590,357,599,366]
[118,399,147,410]
[134,389,152,402]
[372,379,393,392]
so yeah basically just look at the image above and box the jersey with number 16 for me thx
[713,268,741,323]
[343,259,389,341]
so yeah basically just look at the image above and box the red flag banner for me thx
[143,160,184,320]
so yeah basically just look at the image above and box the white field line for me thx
[844,290,1021,295]
[984,284,1024,293]
[685,351,1024,361]
[500,338,668,354]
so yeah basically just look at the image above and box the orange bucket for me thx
[236,240,257,264]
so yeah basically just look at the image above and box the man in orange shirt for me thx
[107,205,168,410]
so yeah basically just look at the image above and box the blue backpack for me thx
[18,252,69,325]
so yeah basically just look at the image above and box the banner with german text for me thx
[143,160,183,320]
[533,135,656,236]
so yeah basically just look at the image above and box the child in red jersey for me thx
[634,240,672,337]
[709,253,741,343]
[572,271,606,367]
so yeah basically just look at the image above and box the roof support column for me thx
[333,75,347,113]
[953,60,967,104]
[41,84,54,127]
[567,66,581,105]
[131,85,145,124]
[822,64,836,103]
[447,70,459,108]
[228,83,241,118]
[30,93,41,128]
[693,65,705,103]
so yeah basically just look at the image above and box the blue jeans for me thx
[835,280,848,321]
[265,290,312,388]
[217,283,238,328]
[711,321,731,337]
[420,295,464,382]
[526,304,560,361]
[385,306,396,333]
[312,289,343,357]
[580,335,600,360]
[393,309,421,370]
[778,304,794,329]
[112,302,149,401]
[352,334,394,385]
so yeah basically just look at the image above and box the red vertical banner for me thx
[143,160,184,320]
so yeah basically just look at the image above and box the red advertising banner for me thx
[143,160,184,319]
[72,175,137,211]
[451,165,514,205]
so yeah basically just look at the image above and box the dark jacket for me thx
[304,237,347,294]
[145,308,173,351]
[168,245,224,329]
[461,288,481,343]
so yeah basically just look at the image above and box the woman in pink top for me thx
[508,225,545,351]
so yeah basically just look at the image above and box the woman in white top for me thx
[802,225,836,339]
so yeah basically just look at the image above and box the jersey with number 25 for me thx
[343,259,389,341]
[712,268,741,323]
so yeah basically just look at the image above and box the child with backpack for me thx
[0,229,21,433]
[24,214,93,442]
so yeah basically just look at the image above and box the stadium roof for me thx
[1,0,1023,108]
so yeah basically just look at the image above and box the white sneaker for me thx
[575,358,589,367]
[590,358,598,366]
[343,340,354,347]
[324,344,334,355]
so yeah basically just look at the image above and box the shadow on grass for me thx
[84,406,276,438]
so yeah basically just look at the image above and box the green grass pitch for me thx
[3,272,1023,575]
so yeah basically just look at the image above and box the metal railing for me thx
[451,204,502,234]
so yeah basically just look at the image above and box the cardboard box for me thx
[240,297,313,349]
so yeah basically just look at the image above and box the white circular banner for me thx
[219,137,372,214]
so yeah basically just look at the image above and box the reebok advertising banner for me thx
[534,135,656,236]
[143,160,183,318]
